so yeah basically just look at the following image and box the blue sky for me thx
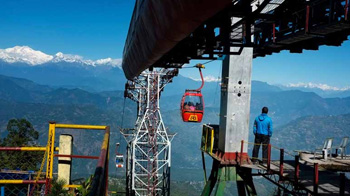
[1,0,349,88]
[0,0,134,59]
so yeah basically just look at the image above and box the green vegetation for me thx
[76,175,93,196]
[0,119,42,170]
[47,178,70,196]
[47,176,93,196]
[1,119,39,146]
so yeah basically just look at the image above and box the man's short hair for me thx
[262,107,268,114]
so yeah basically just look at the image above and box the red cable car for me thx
[181,64,205,123]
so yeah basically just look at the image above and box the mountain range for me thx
[1,46,350,98]
[1,46,350,195]
[1,73,350,168]
[0,46,125,91]
[279,83,350,98]
[0,46,122,67]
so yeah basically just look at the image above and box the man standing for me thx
[252,107,273,164]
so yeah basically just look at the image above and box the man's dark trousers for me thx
[252,133,270,163]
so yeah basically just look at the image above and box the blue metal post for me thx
[1,186,4,196]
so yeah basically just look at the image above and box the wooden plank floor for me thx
[300,152,350,171]
[242,158,350,195]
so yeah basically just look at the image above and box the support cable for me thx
[121,98,126,130]
[212,63,222,106]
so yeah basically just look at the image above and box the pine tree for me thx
[0,119,42,170]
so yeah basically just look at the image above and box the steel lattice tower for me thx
[121,69,178,196]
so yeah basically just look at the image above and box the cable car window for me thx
[183,95,203,111]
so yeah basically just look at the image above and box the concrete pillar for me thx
[58,134,73,185]
[219,47,253,154]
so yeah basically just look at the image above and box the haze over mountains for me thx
[1,46,350,98]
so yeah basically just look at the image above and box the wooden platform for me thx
[299,151,350,172]
[242,156,350,195]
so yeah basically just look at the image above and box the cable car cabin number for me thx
[189,115,198,121]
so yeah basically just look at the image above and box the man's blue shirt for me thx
[253,113,273,137]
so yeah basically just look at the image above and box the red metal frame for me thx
[8,180,46,184]
[105,147,109,196]
[45,178,52,195]
[279,149,284,179]
[267,144,271,171]
[90,127,110,196]
[0,147,31,151]
[314,163,319,195]
[212,151,249,164]
[240,140,244,165]
[305,5,310,33]
[294,155,300,187]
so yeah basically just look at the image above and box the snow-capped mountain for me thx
[286,82,350,91]
[190,75,221,82]
[0,46,53,65]
[0,46,125,91]
[0,46,122,67]
[279,82,350,98]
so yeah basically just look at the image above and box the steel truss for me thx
[121,69,178,196]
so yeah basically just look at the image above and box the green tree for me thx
[0,119,42,170]
[2,119,39,146]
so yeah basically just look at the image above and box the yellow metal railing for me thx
[45,122,109,179]
[0,122,110,195]
[55,124,107,130]
[201,124,218,155]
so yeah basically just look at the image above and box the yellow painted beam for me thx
[64,184,82,188]
[101,130,110,150]
[0,180,45,184]
[19,147,59,151]
[210,129,214,155]
[204,127,208,152]
[46,123,56,179]
[0,180,23,184]
[55,124,107,130]
[21,147,46,151]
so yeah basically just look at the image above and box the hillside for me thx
[1,73,350,195]
[272,114,350,153]
[0,74,127,109]
[0,61,125,92]
[1,74,350,170]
